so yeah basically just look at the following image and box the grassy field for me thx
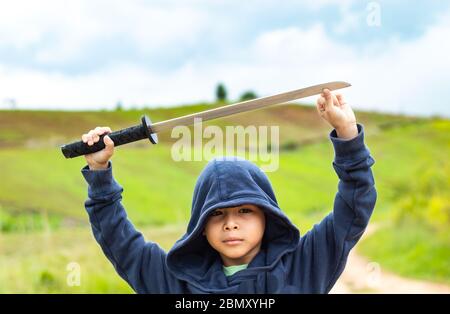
[0,104,449,292]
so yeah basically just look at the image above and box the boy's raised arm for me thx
[80,127,170,293]
[294,90,377,293]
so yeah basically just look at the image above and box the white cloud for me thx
[0,0,209,64]
[0,60,223,109]
[0,1,449,117]
[232,18,450,117]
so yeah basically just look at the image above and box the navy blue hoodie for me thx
[81,123,376,293]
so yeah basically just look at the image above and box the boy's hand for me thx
[316,89,358,140]
[81,126,114,170]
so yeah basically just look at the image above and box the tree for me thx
[115,101,123,111]
[216,83,227,102]
[239,91,258,101]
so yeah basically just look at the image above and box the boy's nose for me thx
[223,220,239,231]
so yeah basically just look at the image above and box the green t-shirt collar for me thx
[223,264,249,276]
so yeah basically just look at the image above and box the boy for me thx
[81,89,377,293]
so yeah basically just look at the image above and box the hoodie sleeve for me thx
[81,161,173,293]
[296,123,377,293]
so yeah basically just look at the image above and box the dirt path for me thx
[330,224,450,294]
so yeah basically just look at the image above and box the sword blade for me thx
[150,81,350,133]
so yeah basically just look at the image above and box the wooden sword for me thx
[60,81,351,158]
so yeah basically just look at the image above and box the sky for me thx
[0,0,449,117]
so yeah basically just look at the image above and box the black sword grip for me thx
[60,115,158,159]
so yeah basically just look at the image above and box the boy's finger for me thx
[89,130,100,143]
[95,127,112,137]
[104,135,114,148]
[94,126,106,135]
[84,127,111,145]
[324,89,341,107]
[84,134,93,143]
[332,93,340,106]
[86,130,96,145]
[316,97,326,113]
[336,93,345,105]
[323,89,334,109]
[317,96,325,106]
[316,104,324,116]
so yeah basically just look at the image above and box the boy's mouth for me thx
[223,237,244,245]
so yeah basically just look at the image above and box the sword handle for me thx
[60,115,158,159]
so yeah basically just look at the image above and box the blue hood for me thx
[166,157,300,292]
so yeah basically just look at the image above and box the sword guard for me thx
[142,115,158,145]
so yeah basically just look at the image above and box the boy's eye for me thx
[210,210,222,216]
[239,208,253,214]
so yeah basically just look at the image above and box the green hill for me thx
[0,103,448,292]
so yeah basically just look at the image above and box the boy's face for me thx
[203,204,266,267]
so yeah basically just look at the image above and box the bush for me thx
[391,166,449,233]
[239,91,258,101]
